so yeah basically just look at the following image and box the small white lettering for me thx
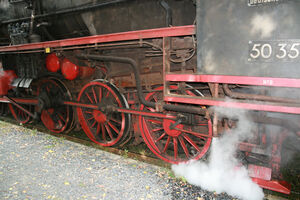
[249,0,280,6]
[262,80,274,85]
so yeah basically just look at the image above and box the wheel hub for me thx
[163,119,183,137]
[93,109,107,123]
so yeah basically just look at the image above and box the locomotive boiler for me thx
[0,0,299,195]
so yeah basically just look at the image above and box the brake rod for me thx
[4,96,36,118]
[0,97,176,120]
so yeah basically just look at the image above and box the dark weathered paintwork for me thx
[197,0,300,78]
[0,0,195,43]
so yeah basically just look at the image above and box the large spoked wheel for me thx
[77,80,131,147]
[8,89,34,124]
[139,85,212,164]
[37,78,74,133]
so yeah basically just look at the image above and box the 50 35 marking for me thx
[249,40,300,62]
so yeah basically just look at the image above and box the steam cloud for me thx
[0,0,9,9]
[172,107,264,200]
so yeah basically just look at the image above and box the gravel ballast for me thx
[0,120,276,200]
[0,121,173,200]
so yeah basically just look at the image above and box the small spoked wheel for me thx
[77,80,131,146]
[139,85,212,164]
[37,78,74,133]
[8,89,34,124]
[9,104,33,124]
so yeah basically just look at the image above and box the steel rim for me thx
[37,78,73,133]
[77,80,130,146]
[139,85,212,164]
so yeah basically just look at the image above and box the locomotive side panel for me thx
[0,0,196,44]
[197,0,300,78]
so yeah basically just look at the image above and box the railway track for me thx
[0,114,299,200]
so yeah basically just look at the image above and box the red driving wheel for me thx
[139,85,212,164]
[77,80,131,146]
[37,78,74,133]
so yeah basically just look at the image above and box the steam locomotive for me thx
[0,0,299,195]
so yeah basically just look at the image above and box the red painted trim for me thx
[252,178,291,194]
[0,25,195,52]
[0,97,38,105]
[164,96,300,114]
[63,101,98,110]
[166,74,300,88]
[117,108,176,120]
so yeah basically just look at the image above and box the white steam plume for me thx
[172,107,264,200]
[0,0,9,9]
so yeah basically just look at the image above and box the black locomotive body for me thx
[0,0,195,44]
[0,0,299,195]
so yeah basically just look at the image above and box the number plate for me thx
[248,40,300,62]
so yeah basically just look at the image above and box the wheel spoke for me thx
[155,132,166,143]
[96,123,100,135]
[101,124,106,141]
[183,134,200,152]
[104,124,114,140]
[92,87,98,103]
[87,116,94,121]
[105,89,110,98]
[179,137,189,158]
[173,137,178,160]
[163,136,171,153]
[91,120,97,128]
[152,127,163,132]
[85,92,94,104]
[107,121,119,134]
[99,87,102,103]
[109,117,122,125]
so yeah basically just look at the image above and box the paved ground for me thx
[0,121,172,200]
